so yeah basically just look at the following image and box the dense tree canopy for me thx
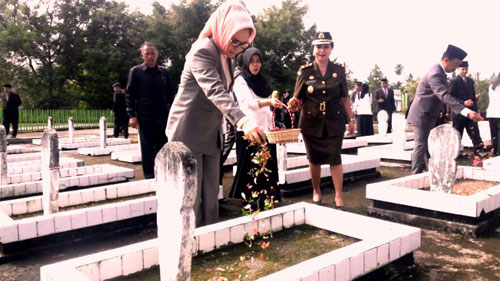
[0,0,494,111]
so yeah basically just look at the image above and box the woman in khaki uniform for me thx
[289,32,355,209]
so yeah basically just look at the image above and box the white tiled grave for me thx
[461,120,491,148]
[7,145,40,154]
[356,132,415,144]
[223,149,236,167]
[40,202,421,281]
[366,166,500,218]
[281,154,380,185]
[0,164,135,199]
[357,141,415,162]
[0,180,155,245]
[33,137,131,150]
[111,150,142,163]
[7,157,84,174]
[483,156,500,171]
[286,139,368,154]
[78,144,140,157]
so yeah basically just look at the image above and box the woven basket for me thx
[265,128,301,144]
[265,103,301,144]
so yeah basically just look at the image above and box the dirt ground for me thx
[0,128,499,281]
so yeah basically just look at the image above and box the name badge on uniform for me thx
[305,79,316,86]
[307,85,314,94]
[332,73,338,78]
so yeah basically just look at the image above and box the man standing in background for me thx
[375,78,396,134]
[126,42,174,179]
[448,61,484,154]
[2,83,22,138]
[112,82,128,139]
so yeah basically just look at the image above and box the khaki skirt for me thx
[302,128,344,165]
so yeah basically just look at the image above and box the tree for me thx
[252,0,316,93]
[394,64,404,89]
[366,64,384,94]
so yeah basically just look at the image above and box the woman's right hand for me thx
[269,98,283,109]
[242,120,267,144]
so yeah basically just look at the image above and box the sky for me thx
[120,0,499,83]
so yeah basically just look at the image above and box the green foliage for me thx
[252,0,316,93]
[471,72,493,113]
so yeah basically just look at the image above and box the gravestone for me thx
[391,113,407,150]
[0,126,7,185]
[41,128,60,214]
[428,124,461,193]
[68,117,74,144]
[47,116,53,129]
[99,116,107,149]
[377,110,389,137]
[155,142,197,281]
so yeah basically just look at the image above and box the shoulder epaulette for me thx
[297,62,313,76]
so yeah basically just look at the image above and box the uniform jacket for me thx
[125,63,174,125]
[375,87,396,113]
[166,37,246,156]
[407,64,464,128]
[2,92,22,116]
[293,61,348,138]
[449,75,477,112]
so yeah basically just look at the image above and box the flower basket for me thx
[265,102,301,144]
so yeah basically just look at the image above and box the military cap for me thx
[112,82,121,88]
[459,61,469,68]
[312,31,334,46]
[380,78,388,82]
[355,81,363,86]
[444,44,467,60]
[3,83,12,88]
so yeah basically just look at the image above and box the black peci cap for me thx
[380,78,388,82]
[459,61,469,68]
[3,83,12,88]
[355,81,362,86]
[444,44,467,60]
[312,32,334,46]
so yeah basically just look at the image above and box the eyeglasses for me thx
[230,39,250,49]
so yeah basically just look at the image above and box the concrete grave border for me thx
[40,202,421,281]
[366,166,500,236]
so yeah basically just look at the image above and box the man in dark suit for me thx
[2,83,22,138]
[375,78,396,133]
[111,82,128,139]
[448,61,483,154]
[407,45,483,174]
[126,42,175,179]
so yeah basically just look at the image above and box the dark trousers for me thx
[219,122,236,185]
[488,118,500,155]
[138,122,167,179]
[113,116,129,138]
[412,124,432,174]
[452,116,483,151]
[3,113,19,137]
[387,111,393,133]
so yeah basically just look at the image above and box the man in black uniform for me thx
[449,61,484,154]
[2,83,22,138]
[111,82,128,139]
[125,42,174,179]
[375,78,396,133]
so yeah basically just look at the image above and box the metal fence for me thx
[0,109,114,132]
